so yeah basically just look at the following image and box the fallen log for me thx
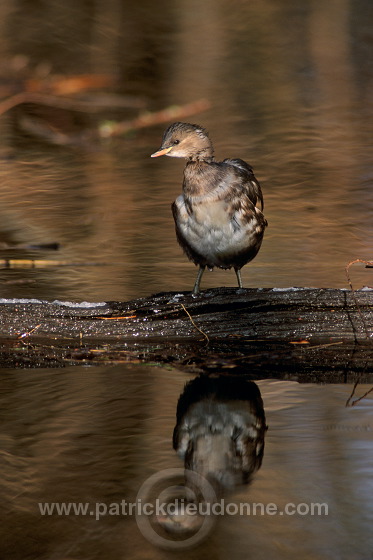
[0,287,372,381]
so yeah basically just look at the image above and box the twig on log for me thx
[17,324,42,339]
[304,341,343,350]
[344,260,373,404]
[345,259,372,341]
[179,303,210,344]
[96,315,137,320]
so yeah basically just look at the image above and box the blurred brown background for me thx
[0,0,371,301]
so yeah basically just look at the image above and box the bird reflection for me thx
[154,375,267,541]
[173,375,267,496]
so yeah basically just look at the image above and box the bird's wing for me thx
[222,158,264,211]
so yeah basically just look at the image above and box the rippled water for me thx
[0,3,372,558]
[1,365,372,559]
[0,1,371,302]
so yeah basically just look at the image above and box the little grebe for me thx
[151,122,267,295]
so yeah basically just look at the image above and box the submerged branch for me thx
[0,74,145,116]
[99,99,211,138]
[346,381,373,407]
[0,259,105,268]
[0,91,141,115]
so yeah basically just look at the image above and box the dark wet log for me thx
[0,288,372,381]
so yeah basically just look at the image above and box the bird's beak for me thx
[150,146,173,158]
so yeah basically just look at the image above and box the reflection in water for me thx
[0,365,372,559]
[173,375,267,494]
[142,375,267,548]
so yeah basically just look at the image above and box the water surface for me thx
[0,1,371,302]
[0,4,372,557]
[0,365,372,559]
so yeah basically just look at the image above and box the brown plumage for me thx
[151,122,267,295]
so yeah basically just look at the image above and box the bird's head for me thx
[151,122,214,161]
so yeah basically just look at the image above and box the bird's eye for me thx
[173,140,180,145]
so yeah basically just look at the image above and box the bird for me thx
[151,122,267,295]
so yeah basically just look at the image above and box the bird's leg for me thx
[234,267,243,289]
[193,266,205,295]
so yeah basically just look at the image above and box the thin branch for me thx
[344,260,372,405]
[17,324,42,339]
[349,386,373,406]
[96,315,136,320]
[345,259,372,341]
[0,92,210,147]
[99,99,211,137]
[0,259,105,268]
[0,242,59,251]
[179,303,209,343]
[304,341,343,350]
[346,380,373,407]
